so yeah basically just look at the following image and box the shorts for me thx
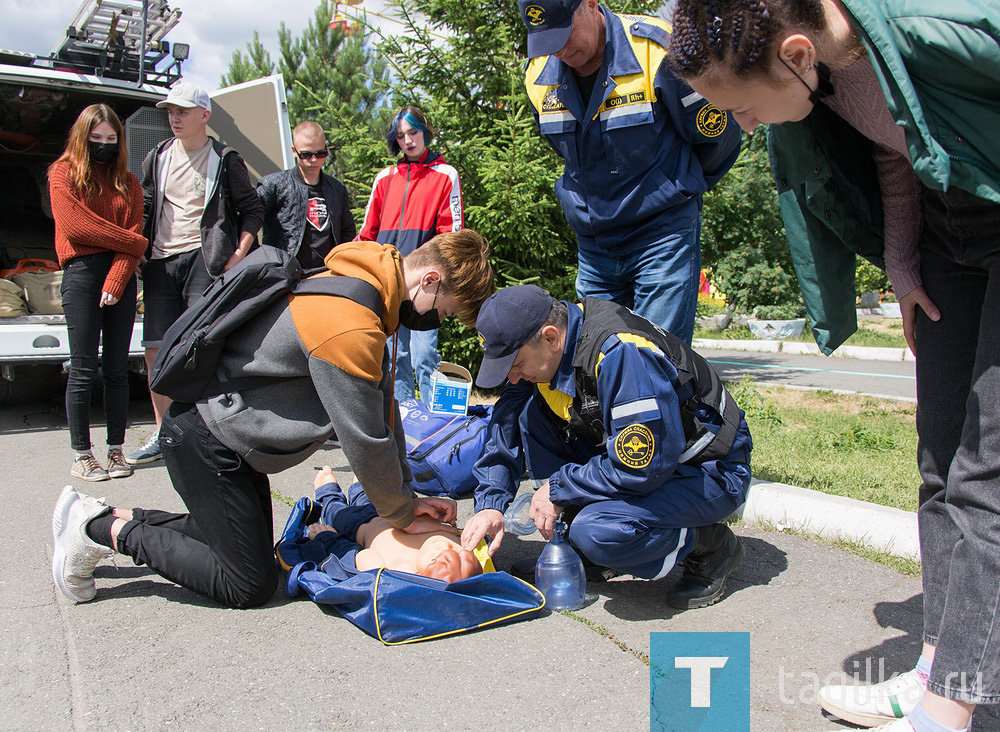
[141,248,213,347]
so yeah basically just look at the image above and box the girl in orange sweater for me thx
[49,104,147,482]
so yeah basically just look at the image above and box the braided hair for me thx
[669,0,826,80]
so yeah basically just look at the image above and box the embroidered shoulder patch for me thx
[696,104,727,137]
[542,88,567,112]
[614,423,655,469]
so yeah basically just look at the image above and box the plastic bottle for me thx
[503,493,536,536]
[534,521,587,610]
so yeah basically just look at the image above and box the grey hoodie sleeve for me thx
[309,351,414,529]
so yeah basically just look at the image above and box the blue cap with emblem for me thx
[518,0,583,59]
[475,285,554,388]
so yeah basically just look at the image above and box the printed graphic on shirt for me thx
[615,423,654,468]
[696,103,727,137]
[307,196,330,231]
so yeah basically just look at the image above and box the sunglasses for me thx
[295,149,329,160]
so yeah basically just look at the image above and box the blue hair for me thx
[386,110,431,155]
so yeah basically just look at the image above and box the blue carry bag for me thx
[399,398,492,498]
[276,497,545,645]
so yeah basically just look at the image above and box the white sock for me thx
[908,703,970,732]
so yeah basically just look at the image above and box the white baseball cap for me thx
[156,82,212,111]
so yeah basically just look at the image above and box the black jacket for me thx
[141,137,264,278]
[256,167,356,261]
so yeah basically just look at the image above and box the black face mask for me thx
[398,298,441,331]
[88,141,118,163]
[779,57,835,106]
[399,280,442,331]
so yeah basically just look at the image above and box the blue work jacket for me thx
[473,303,752,513]
[525,8,742,253]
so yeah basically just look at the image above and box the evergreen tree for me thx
[699,131,801,318]
[345,0,656,370]
[220,0,391,194]
[219,31,275,87]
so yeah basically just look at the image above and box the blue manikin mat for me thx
[276,497,545,645]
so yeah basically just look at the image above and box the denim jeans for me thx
[389,326,439,402]
[575,219,701,344]
[116,402,278,609]
[914,187,1000,704]
[60,253,138,451]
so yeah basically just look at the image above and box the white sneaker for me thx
[819,668,926,727]
[51,486,113,603]
[868,719,915,731]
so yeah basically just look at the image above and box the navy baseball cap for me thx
[518,0,583,58]
[475,285,553,388]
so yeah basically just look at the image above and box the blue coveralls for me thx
[473,304,752,579]
[292,480,380,572]
[524,8,742,342]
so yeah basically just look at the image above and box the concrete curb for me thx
[735,478,920,560]
[693,338,915,362]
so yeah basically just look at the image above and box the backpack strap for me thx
[292,275,384,318]
[208,275,384,397]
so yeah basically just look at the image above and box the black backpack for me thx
[149,246,383,403]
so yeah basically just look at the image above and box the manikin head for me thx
[417,546,484,583]
[474,285,568,389]
[668,0,858,132]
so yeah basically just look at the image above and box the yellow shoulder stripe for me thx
[595,332,662,378]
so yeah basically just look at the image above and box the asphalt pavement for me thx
[3,365,997,731]
[698,347,916,402]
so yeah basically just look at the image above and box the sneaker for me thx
[51,486,113,602]
[106,448,132,478]
[666,523,745,609]
[125,431,162,465]
[868,720,916,731]
[819,668,927,727]
[71,453,109,482]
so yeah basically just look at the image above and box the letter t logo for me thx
[674,657,729,707]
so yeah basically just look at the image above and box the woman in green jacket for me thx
[668,1,1000,731]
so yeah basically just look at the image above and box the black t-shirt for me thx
[298,182,334,269]
[575,69,600,107]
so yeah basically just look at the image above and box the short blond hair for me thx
[405,229,495,327]
[293,120,326,145]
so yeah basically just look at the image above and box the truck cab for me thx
[0,0,291,399]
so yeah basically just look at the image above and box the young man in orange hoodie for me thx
[52,230,494,609]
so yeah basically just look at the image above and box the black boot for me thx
[666,523,744,609]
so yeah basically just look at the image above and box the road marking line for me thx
[706,359,916,380]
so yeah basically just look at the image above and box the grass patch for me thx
[695,318,908,349]
[731,377,920,512]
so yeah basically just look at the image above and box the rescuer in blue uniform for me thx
[460,285,752,609]
[519,0,741,343]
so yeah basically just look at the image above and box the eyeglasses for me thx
[294,149,329,160]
